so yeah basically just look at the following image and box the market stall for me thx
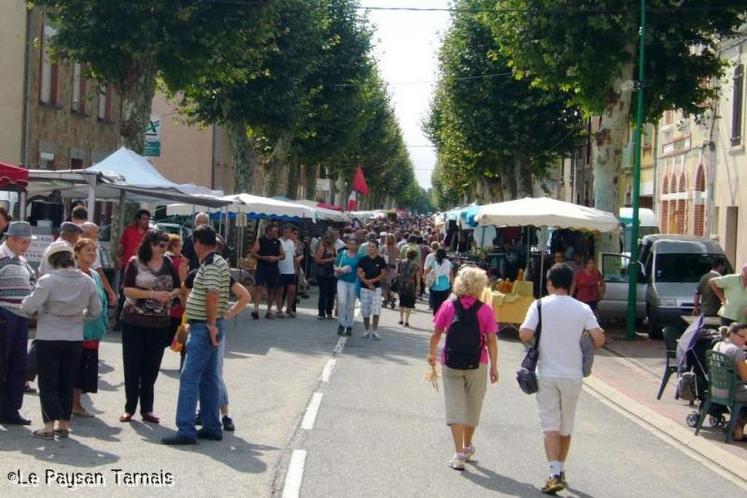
[475,196,619,325]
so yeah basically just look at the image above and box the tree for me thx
[485,0,746,246]
[35,0,270,153]
[291,0,376,194]
[425,0,583,203]
[176,0,324,194]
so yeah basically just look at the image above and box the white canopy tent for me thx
[223,193,315,220]
[475,197,619,232]
[294,199,351,223]
[26,147,230,211]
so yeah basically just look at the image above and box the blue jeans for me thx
[337,280,356,328]
[175,321,224,440]
[218,334,228,407]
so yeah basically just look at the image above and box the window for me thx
[40,24,59,105]
[732,64,744,146]
[97,84,112,121]
[39,151,55,170]
[664,110,674,125]
[71,63,86,113]
[678,172,686,192]
[695,165,705,192]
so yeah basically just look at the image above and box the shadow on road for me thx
[143,426,276,475]
[0,426,120,467]
[462,462,542,496]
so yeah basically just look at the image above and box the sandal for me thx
[276,311,286,319]
[73,410,94,418]
[54,429,70,438]
[265,312,276,320]
[32,429,55,440]
[119,412,133,423]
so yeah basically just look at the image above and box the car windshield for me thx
[654,253,722,283]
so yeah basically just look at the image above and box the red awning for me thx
[0,161,29,188]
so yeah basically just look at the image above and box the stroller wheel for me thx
[686,413,699,428]
[708,415,724,428]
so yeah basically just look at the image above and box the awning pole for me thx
[86,176,97,221]
[113,189,127,290]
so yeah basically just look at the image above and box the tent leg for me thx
[113,189,127,290]
[86,177,97,222]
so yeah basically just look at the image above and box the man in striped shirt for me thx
[0,222,37,425]
[163,226,230,445]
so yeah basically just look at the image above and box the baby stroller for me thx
[679,325,729,428]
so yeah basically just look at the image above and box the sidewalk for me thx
[593,326,747,464]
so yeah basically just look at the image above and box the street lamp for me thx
[627,0,646,340]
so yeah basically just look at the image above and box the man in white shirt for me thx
[519,263,605,495]
[277,226,297,318]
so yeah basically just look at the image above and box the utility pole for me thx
[627,0,646,340]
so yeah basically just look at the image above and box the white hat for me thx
[45,240,74,262]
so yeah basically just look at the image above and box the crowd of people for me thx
[0,208,251,445]
[246,216,453,338]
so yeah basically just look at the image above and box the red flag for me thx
[353,166,369,195]
[346,190,358,211]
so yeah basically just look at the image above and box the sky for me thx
[361,0,452,189]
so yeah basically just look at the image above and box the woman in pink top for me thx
[428,266,499,471]
[570,258,605,312]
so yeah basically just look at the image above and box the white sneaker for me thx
[463,445,475,461]
[372,332,381,340]
[448,453,466,471]
[362,332,371,338]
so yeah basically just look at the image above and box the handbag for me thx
[516,300,542,395]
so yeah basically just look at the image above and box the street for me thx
[0,292,745,497]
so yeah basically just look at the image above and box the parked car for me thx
[598,234,730,339]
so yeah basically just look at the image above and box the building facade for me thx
[148,92,235,194]
[654,109,711,238]
[712,31,747,267]
[0,1,27,165]
[24,8,121,170]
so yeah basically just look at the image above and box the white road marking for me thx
[301,392,324,430]
[320,359,337,382]
[334,336,347,353]
[282,449,307,498]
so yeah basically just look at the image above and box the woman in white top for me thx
[425,247,453,315]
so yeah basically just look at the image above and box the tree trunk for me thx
[264,132,292,196]
[118,57,158,153]
[225,119,260,195]
[476,176,503,203]
[593,61,634,253]
[304,164,318,201]
[286,161,299,199]
[511,157,534,200]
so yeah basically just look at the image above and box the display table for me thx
[481,280,534,324]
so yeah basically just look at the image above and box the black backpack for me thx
[444,299,483,370]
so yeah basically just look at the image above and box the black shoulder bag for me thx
[516,300,542,395]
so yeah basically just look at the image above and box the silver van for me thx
[598,234,730,338]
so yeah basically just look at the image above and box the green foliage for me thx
[425,0,583,203]
[485,0,746,120]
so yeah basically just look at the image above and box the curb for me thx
[583,375,747,490]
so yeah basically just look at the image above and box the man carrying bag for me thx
[518,264,605,495]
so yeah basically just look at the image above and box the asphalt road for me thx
[0,292,744,497]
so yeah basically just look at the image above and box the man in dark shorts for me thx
[251,224,284,319]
